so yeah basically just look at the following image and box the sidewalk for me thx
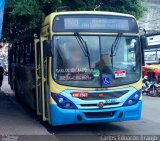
[0,76,51,135]
[1,76,14,96]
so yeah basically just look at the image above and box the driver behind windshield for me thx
[69,43,84,73]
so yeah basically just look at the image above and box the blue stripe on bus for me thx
[50,101,142,126]
[0,0,5,39]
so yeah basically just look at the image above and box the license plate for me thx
[72,92,88,98]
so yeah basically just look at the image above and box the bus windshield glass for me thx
[53,35,141,88]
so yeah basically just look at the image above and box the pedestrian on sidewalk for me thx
[0,60,5,91]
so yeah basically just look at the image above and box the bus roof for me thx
[42,11,136,27]
[51,11,135,18]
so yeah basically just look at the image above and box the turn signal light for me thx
[99,93,104,97]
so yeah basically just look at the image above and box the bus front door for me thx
[35,37,50,122]
[40,37,50,122]
[34,39,42,116]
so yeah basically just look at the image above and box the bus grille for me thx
[80,102,120,107]
[84,111,116,118]
[79,90,129,100]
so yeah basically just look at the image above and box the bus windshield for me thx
[53,35,141,88]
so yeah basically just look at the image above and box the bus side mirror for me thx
[43,40,53,57]
[140,35,148,66]
[141,35,148,49]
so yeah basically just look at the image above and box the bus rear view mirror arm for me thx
[140,35,148,66]
[43,40,53,57]
[141,35,148,49]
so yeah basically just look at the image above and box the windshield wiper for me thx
[110,33,123,69]
[74,32,91,69]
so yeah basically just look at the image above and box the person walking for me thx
[0,60,5,91]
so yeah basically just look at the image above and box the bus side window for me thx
[37,42,41,76]
[20,41,24,64]
[30,41,34,64]
[26,42,31,65]
[16,42,19,63]
[18,41,21,64]
[43,42,47,78]
[23,40,27,65]
[13,42,16,63]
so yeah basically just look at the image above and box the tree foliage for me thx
[100,0,147,19]
[61,0,97,11]
[3,0,147,41]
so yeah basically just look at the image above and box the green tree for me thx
[3,0,61,41]
[12,0,43,32]
[61,0,97,11]
[61,0,147,19]
[99,0,147,19]
[3,0,147,41]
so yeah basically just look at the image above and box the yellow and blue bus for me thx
[8,11,147,126]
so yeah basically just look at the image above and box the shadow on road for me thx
[42,121,129,135]
[0,89,130,136]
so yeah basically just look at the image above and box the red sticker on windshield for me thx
[114,70,126,78]
[72,92,88,98]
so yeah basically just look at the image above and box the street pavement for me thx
[0,76,160,141]
[0,77,50,135]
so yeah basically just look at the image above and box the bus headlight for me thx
[134,94,139,99]
[58,98,64,103]
[128,100,133,105]
[51,93,78,109]
[123,91,141,106]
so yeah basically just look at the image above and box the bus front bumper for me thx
[50,101,142,126]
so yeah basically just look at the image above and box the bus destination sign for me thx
[53,15,138,33]
[64,18,129,31]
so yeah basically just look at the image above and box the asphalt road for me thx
[0,76,160,141]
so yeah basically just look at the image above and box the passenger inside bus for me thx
[69,43,84,72]
[95,53,113,74]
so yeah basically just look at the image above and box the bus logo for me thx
[98,102,104,108]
